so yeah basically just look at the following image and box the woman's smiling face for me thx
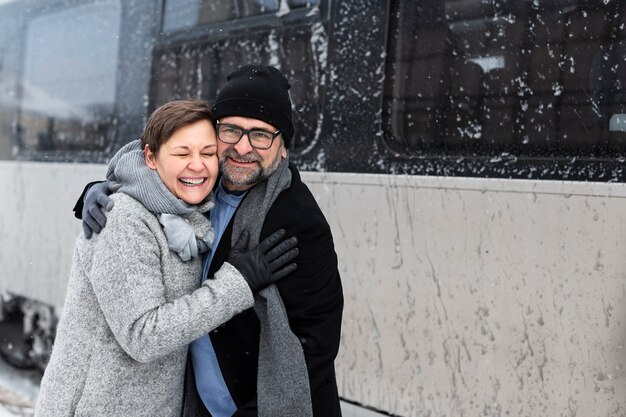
[145,119,218,205]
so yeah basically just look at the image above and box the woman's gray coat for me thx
[35,193,253,417]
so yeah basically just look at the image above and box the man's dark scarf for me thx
[231,157,313,417]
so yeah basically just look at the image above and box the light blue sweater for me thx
[190,180,247,416]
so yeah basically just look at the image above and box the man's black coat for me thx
[187,164,344,416]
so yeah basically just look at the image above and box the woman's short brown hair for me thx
[141,99,214,153]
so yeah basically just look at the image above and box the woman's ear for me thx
[145,144,157,169]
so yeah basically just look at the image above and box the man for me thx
[77,65,344,417]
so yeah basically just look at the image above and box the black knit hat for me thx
[212,65,294,148]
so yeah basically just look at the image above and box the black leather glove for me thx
[82,181,115,239]
[227,229,298,293]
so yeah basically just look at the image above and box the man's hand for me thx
[227,229,298,293]
[82,181,115,239]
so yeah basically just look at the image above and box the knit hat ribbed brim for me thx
[212,65,294,148]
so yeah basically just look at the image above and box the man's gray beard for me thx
[219,147,284,188]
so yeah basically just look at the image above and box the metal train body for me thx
[1,0,625,415]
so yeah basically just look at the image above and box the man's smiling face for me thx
[217,115,287,191]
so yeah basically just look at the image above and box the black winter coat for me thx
[187,164,344,417]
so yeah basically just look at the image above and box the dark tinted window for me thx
[154,2,325,153]
[384,0,626,160]
[11,1,122,157]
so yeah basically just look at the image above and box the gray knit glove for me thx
[82,181,119,239]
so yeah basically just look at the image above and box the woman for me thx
[35,100,297,416]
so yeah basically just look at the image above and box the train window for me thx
[153,1,325,153]
[163,0,319,32]
[384,0,626,160]
[12,1,122,158]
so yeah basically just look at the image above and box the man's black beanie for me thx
[212,65,294,148]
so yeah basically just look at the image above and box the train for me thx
[1,0,625,415]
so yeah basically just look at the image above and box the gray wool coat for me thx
[35,193,254,417]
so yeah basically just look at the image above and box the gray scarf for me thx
[232,158,313,417]
[106,140,215,261]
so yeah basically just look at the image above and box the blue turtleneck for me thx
[190,179,247,417]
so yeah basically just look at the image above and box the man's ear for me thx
[281,146,287,159]
[145,145,157,169]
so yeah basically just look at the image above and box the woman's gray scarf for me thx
[106,140,215,261]
[231,158,313,417]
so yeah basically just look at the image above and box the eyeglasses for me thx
[216,122,281,150]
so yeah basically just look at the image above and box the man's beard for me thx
[219,147,283,188]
